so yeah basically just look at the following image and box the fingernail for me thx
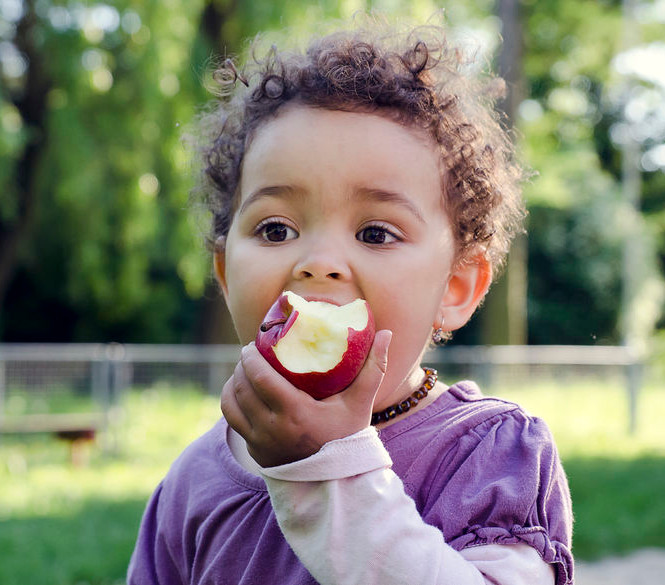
[380,329,393,347]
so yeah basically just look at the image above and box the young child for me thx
[129,19,574,585]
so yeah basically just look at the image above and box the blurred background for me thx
[0,0,664,584]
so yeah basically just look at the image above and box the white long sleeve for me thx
[259,427,554,585]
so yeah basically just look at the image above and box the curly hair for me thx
[191,20,526,274]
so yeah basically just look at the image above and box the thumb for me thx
[342,329,392,410]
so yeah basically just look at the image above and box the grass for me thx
[3,386,101,417]
[0,385,221,585]
[1,379,663,584]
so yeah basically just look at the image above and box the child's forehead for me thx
[255,103,432,138]
[237,105,448,219]
[244,104,441,173]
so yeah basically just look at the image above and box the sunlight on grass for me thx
[0,384,221,520]
[1,384,221,585]
[492,382,665,460]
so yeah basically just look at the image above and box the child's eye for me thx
[256,220,298,243]
[356,225,400,245]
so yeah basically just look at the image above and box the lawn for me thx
[1,380,663,584]
[0,385,222,585]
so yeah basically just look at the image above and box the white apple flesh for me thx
[255,291,375,399]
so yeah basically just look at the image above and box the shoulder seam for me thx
[419,402,525,505]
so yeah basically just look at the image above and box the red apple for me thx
[255,291,375,399]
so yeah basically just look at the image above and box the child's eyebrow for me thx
[238,185,307,215]
[355,187,425,223]
[239,184,426,224]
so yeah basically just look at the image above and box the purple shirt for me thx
[128,381,574,584]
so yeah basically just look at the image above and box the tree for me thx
[0,0,49,312]
[1,0,210,341]
[517,0,664,345]
[479,0,529,346]
[2,0,662,347]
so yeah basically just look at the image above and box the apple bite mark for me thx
[275,292,369,373]
[255,291,375,399]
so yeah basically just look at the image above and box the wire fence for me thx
[0,343,645,437]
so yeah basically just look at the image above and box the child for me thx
[129,19,574,585]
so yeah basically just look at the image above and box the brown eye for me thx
[357,225,399,245]
[258,222,298,242]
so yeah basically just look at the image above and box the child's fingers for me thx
[229,354,278,419]
[220,368,254,439]
[240,342,305,412]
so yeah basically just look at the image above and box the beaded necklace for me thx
[371,367,438,426]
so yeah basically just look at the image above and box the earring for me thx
[432,325,446,345]
[214,235,226,252]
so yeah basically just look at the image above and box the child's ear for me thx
[438,254,492,332]
[212,236,229,299]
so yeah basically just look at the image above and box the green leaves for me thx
[1,0,664,344]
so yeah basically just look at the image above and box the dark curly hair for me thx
[191,20,526,274]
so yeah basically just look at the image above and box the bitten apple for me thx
[255,291,375,399]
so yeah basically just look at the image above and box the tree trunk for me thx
[196,279,239,344]
[192,0,240,344]
[481,0,529,346]
[0,0,51,319]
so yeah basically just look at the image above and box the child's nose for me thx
[292,239,352,282]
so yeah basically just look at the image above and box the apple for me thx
[255,291,375,399]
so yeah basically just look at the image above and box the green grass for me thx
[0,380,663,584]
[0,384,221,585]
[3,387,100,417]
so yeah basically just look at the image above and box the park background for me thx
[1,0,664,584]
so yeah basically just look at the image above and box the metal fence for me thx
[0,342,645,434]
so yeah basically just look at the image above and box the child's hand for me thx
[221,330,392,468]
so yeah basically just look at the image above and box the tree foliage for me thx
[1,0,210,341]
[1,0,664,346]
[516,0,665,346]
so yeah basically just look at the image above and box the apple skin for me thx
[255,293,375,399]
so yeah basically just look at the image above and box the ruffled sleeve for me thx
[420,408,574,585]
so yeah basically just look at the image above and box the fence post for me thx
[0,354,5,425]
[477,347,494,390]
[208,361,225,395]
[91,346,109,410]
[626,361,642,435]
[105,343,130,402]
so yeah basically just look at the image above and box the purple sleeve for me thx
[127,483,186,585]
[422,410,574,585]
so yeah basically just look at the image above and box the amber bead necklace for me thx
[371,367,438,426]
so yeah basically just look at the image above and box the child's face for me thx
[215,105,489,403]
